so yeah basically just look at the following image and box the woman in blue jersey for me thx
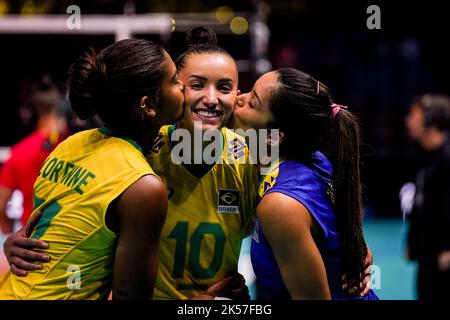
[231,68,378,299]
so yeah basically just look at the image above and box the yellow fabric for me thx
[147,125,258,299]
[258,158,284,198]
[0,128,154,300]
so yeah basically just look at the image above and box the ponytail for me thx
[333,108,367,286]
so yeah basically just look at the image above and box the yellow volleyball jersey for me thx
[0,127,154,300]
[147,125,258,299]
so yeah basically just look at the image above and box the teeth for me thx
[197,110,220,117]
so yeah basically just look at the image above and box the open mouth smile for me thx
[192,108,224,118]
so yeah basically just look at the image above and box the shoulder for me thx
[118,174,167,218]
[94,129,151,169]
[53,129,97,151]
[278,155,332,191]
[221,128,260,187]
[125,174,166,199]
[261,160,306,195]
[260,158,333,227]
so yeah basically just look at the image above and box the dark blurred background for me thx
[0,0,448,219]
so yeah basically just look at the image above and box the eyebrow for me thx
[253,90,262,106]
[218,78,234,83]
[189,75,207,81]
[189,75,234,83]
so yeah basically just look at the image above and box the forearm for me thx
[279,255,331,300]
[259,193,331,300]
[112,242,159,300]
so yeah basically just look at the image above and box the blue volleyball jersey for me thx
[250,152,378,300]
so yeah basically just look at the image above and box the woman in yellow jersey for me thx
[145,26,258,299]
[0,39,184,299]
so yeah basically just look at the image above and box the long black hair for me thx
[269,68,367,285]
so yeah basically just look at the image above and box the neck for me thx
[421,129,446,151]
[36,114,58,136]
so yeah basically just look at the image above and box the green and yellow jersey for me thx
[147,125,258,299]
[0,127,154,300]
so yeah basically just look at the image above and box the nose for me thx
[235,93,248,108]
[203,86,219,108]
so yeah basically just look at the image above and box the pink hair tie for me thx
[330,103,346,119]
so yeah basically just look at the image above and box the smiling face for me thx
[177,52,238,132]
[232,71,279,131]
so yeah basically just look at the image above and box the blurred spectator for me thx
[0,75,69,234]
[404,94,450,300]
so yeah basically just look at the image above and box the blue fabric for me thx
[251,152,378,300]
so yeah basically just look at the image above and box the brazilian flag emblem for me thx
[217,189,240,214]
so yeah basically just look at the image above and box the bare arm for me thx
[257,192,331,299]
[111,174,168,300]
[0,186,14,234]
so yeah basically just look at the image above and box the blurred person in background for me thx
[404,94,450,300]
[0,75,69,234]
